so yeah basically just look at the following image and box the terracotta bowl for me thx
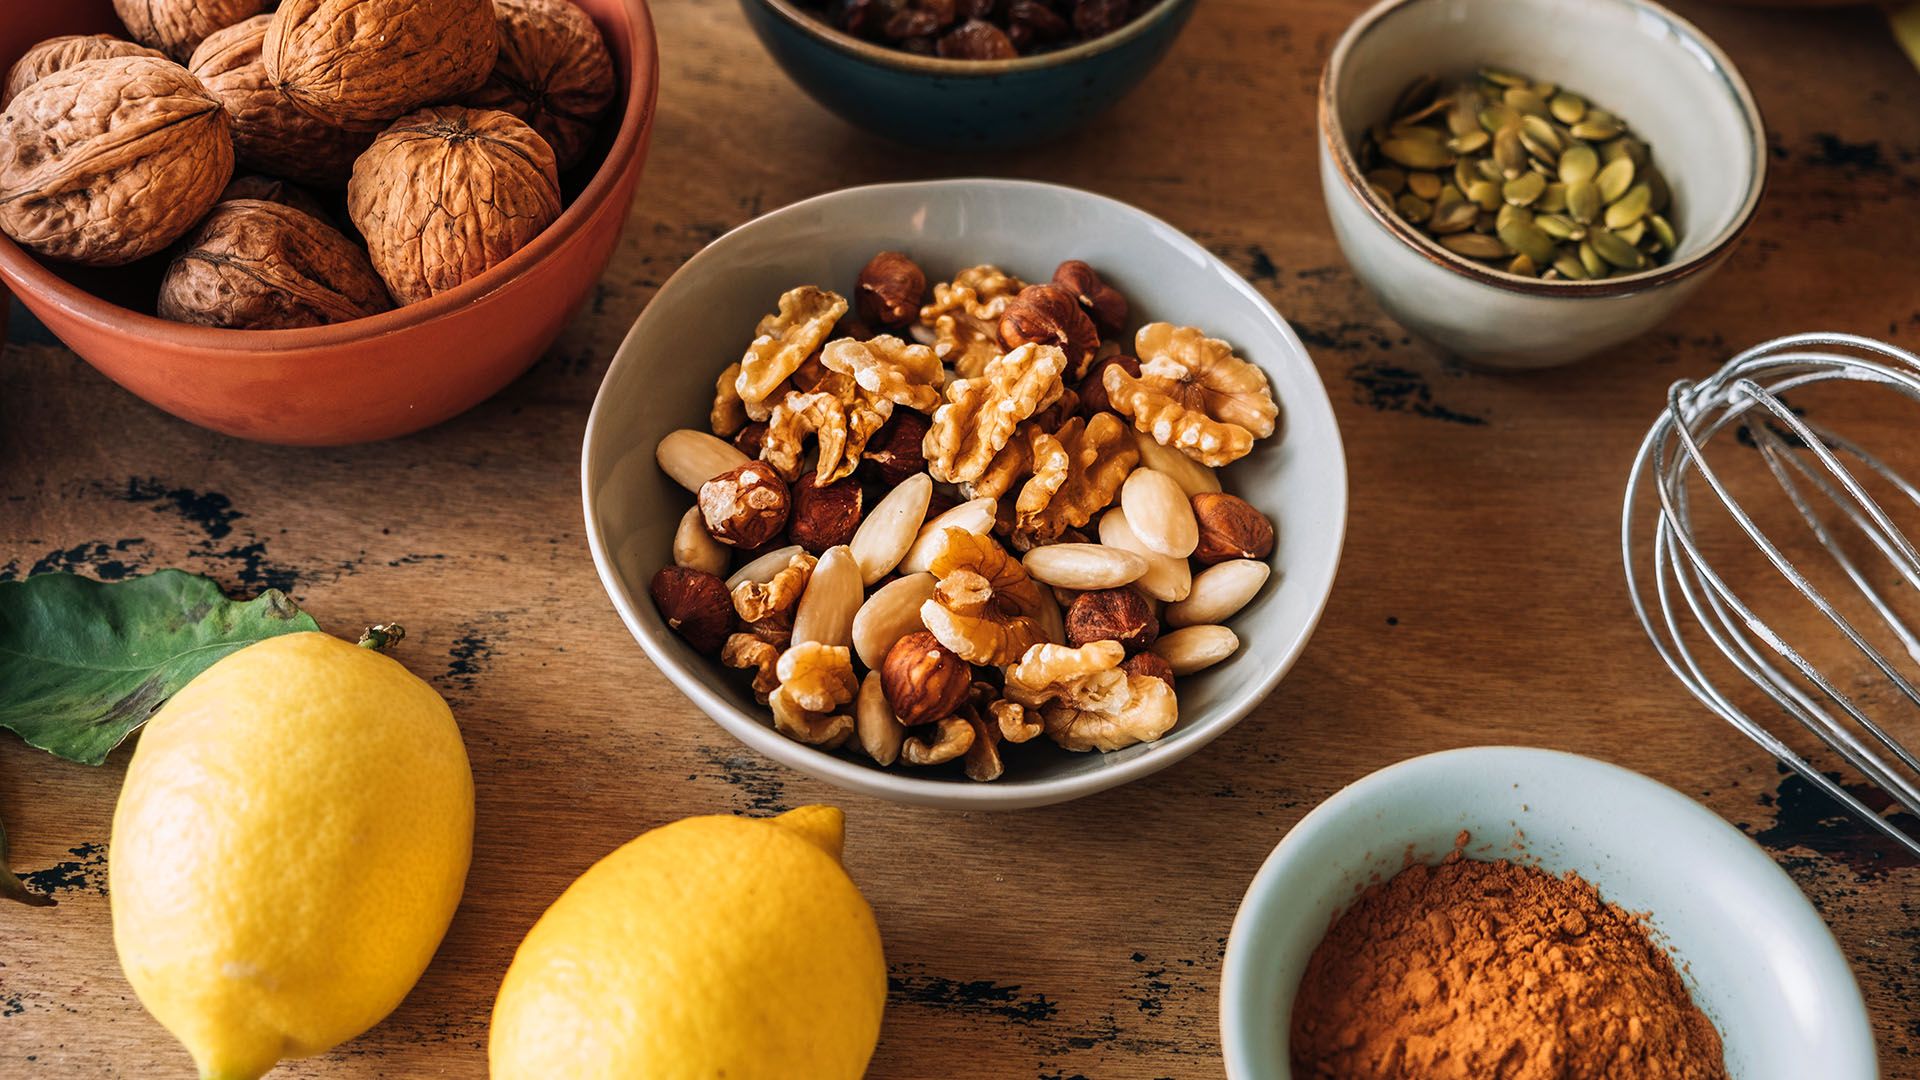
[0,0,659,446]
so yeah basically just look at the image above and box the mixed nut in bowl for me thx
[0,0,659,445]
[1318,0,1767,369]
[583,179,1346,809]
[738,0,1196,149]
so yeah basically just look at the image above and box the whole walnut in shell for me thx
[114,0,272,61]
[3,35,166,107]
[0,56,233,267]
[347,106,561,305]
[189,15,373,187]
[461,0,617,171]
[264,0,499,127]
[158,199,392,329]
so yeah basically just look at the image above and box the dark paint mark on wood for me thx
[1752,764,1920,879]
[26,538,147,580]
[444,632,494,692]
[116,479,243,540]
[1346,362,1489,426]
[694,745,789,814]
[20,842,107,897]
[1292,321,1398,354]
[1810,133,1886,171]
[889,969,1060,1025]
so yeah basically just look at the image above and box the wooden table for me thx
[5,0,1919,1075]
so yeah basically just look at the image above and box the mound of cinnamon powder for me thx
[1289,845,1727,1080]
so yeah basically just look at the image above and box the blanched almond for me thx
[1120,468,1199,558]
[791,545,861,648]
[673,505,729,576]
[850,472,932,585]
[1134,430,1221,496]
[726,545,804,590]
[1166,559,1270,627]
[1150,624,1239,674]
[1098,507,1191,602]
[1021,543,1147,590]
[656,428,749,492]
[852,572,936,669]
[857,671,905,766]
[899,497,996,575]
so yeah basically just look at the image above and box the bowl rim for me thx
[748,0,1191,77]
[580,176,1349,810]
[1217,745,1878,1079]
[1317,0,1769,298]
[0,0,661,353]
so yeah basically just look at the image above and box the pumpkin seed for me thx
[1552,252,1590,280]
[1447,130,1490,154]
[1537,181,1568,213]
[1519,116,1562,160]
[1558,143,1599,184]
[1367,182,1393,204]
[1645,163,1670,213]
[1504,87,1550,117]
[1550,92,1586,124]
[1366,167,1407,195]
[1429,196,1479,234]
[1391,75,1439,119]
[1578,240,1607,278]
[1588,228,1644,269]
[1603,134,1648,167]
[1648,213,1678,251]
[1497,213,1557,264]
[1447,88,1480,136]
[1503,171,1547,206]
[1507,253,1539,277]
[1479,66,1529,88]
[1566,179,1602,224]
[1479,105,1519,134]
[1535,213,1579,240]
[1407,171,1443,200]
[1439,233,1509,259]
[1476,157,1505,182]
[1595,156,1635,202]
[1493,127,1528,176]
[1604,182,1652,228]
[1396,193,1433,223]
[1381,136,1454,170]
[1466,178,1502,211]
[1615,219,1648,246]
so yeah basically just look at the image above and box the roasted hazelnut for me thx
[699,463,791,548]
[789,471,864,553]
[1065,588,1159,652]
[1052,259,1129,337]
[856,250,927,330]
[649,566,731,654]
[1121,651,1176,689]
[1191,492,1275,565]
[938,18,1018,59]
[732,421,769,459]
[863,409,932,486]
[955,0,995,17]
[1078,354,1139,415]
[881,631,973,726]
[1072,0,1133,39]
[1000,283,1099,377]
[1006,0,1070,48]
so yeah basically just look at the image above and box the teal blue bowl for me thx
[740,0,1197,149]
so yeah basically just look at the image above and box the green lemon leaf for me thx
[0,570,319,766]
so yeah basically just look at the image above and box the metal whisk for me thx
[1624,332,1920,859]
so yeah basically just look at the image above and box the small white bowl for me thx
[1318,0,1767,369]
[581,179,1348,809]
[1220,747,1876,1079]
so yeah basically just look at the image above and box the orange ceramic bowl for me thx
[0,0,658,445]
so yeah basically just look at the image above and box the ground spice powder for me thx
[1289,845,1728,1079]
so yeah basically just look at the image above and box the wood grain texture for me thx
[3,0,1919,1076]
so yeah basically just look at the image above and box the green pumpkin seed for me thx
[1493,128,1527,176]
[1366,167,1407,195]
[1537,182,1568,213]
[1429,197,1480,234]
[1550,92,1586,124]
[1440,233,1510,259]
[1479,105,1519,134]
[1649,213,1678,251]
[1595,156,1635,202]
[1589,228,1644,270]
[1474,209,1498,233]
[1604,182,1652,229]
[1407,171,1443,200]
[1495,203,1527,231]
[1507,253,1540,277]
[1504,87,1550,117]
[1614,219,1648,246]
[1602,134,1649,167]
[1397,193,1433,223]
[1552,252,1590,280]
[1570,119,1621,141]
[1566,179,1602,224]
[1536,213,1579,240]
[1519,116,1562,160]
[1479,67,1529,88]
[1381,137,1455,169]
[1476,157,1505,182]
[1466,178,1502,211]
[1558,143,1599,184]
[1579,241,1607,277]
[1497,215,1557,264]
[1447,88,1480,136]
[1503,171,1547,206]
[1644,163,1670,213]
[1447,130,1490,154]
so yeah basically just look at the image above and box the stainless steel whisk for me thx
[1624,332,1920,859]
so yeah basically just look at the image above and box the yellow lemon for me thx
[110,631,474,1080]
[489,805,886,1079]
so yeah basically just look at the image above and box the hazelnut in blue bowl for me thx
[739,0,1197,149]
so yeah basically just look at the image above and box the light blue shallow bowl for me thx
[739,0,1197,149]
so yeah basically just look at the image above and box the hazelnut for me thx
[789,471,864,553]
[649,566,731,654]
[732,421,769,459]
[1006,0,1070,49]
[1078,354,1139,415]
[699,463,791,548]
[1072,0,1132,40]
[937,18,1018,59]
[1121,651,1176,689]
[1065,588,1159,652]
[863,409,932,486]
[857,250,927,329]
[881,631,973,726]
[1052,259,1129,337]
[1192,492,1275,565]
[1000,283,1099,377]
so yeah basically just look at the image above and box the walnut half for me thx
[1005,640,1179,752]
[1104,324,1279,468]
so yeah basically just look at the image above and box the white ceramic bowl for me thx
[581,179,1347,809]
[1220,747,1876,1079]
[1319,0,1767,369]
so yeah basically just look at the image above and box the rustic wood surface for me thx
[5,0,1920,1076]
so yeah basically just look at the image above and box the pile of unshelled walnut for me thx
[650,252,1281,781]
[0,0,614,328]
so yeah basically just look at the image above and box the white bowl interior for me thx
[1220,748,1876,1080]
[582,179,1347,808]
[1331,0,1761,263]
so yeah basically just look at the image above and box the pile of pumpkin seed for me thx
[1357,68,1677,281]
